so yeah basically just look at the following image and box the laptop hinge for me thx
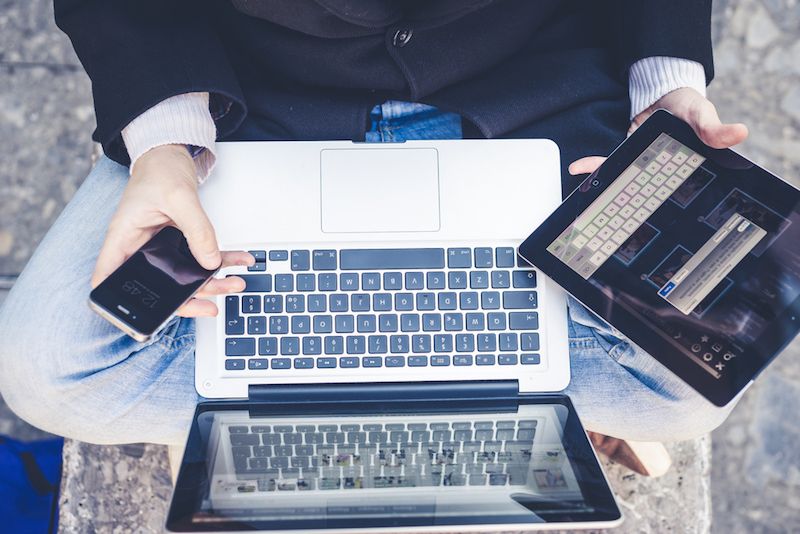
[247,380,519,416]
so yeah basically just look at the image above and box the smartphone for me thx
[89,226,219,342]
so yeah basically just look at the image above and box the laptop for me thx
[167,140,622,532]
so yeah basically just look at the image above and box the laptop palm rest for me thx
[320,147,441,233]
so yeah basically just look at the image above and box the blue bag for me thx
[0,436,63,534]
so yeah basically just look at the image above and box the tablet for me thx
[519,110,800,407]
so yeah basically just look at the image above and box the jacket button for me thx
[392,28,413,47]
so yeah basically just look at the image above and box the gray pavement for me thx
[1,0,799,532]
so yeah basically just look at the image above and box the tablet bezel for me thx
[519,110,800,407]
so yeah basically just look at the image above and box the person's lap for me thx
[0,101,733,446]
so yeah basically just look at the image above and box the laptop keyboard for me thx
[227,418,536,491]
[223,247,541,372]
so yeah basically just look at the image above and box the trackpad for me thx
[321,148,441,233]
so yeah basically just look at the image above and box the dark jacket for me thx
[54,0,713,171]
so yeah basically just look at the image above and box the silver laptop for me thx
[167,140,621,532]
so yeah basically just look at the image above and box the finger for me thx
[568,156,607,176]
[165,189,222,270]
[195,276,246,298]
[176,298,219,318]
[687,100,749,149]
[221,250,256,268]
[91,221,151,288]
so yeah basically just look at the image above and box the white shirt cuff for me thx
[121,92,217,183]
[628,56,707,119]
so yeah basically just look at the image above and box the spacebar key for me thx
[340,248,445,270]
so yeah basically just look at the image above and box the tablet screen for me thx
[521,112,800,405]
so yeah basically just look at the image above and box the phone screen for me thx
[90,226,218,337]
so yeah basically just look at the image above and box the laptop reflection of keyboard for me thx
[228,419,537,491]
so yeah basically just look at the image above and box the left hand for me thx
[569,87,749,176]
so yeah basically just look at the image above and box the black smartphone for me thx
[89,226,219,342]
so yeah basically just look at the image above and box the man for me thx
[0,0,747,474]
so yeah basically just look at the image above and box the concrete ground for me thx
[1,0,799,532]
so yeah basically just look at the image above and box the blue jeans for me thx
[0,102,734,445]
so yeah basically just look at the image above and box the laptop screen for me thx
[167,396,620,532]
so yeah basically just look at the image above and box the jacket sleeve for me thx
[614,0,714,85]
[54,0,247,165]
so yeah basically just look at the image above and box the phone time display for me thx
[121,280,160,309]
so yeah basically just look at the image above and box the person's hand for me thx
[91,144,253,317]
[569,87,749,176]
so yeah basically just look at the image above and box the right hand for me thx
[92,144,253,317]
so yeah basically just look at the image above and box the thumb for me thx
[686,99,748,149]
[165,189,222,270]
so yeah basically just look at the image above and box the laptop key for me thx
[459,292,479,310]
[351,293,370,312]
[512,270,537,288]
[357,314,377,333]
[509,312,538,330]
[308,295,326,313]
[427,271,446,290]
[335,315,354,333]
[487,312,506,331]
[226,338,255,356]
[386,355,405,367]
[390,335,409,353]
[498,353,518,365]
[476,354,496,366]
[312,315,332,334]
[312,250,337,270]
[395,293,414,311]
[481,291,501,310]
[317,357,337,368]
[226,315,245,336]
[330,294,348,312]
[434,334,453,353]
[412,334,431,353]
[258,337,278,355]
[438,293,457,310]
[378,314,398,332]
[431,355,451,366]
[422,313,442,332]
[318,273,337,291]
[271,358,291,369]
[340,248,445,270]
[275,274,294,292]
[290,250,310,271]
[477,334,496,352]
[340,356,359,368]
[453,355,473,366]
[491,271,510,288]
[361,272,381,290]
[269,250,288,261]
[448,271,467,290]
[324,336,344,355]
[346,336,366,354]
[340,273,359,291]
[363,356,382,367]
[242,295,260,314]
[383,272,402,290]
[263,295,283,313]
[291,315,310,334]
[408,355,428,367]
[225,358,246,370]
[269,316,288,334]
[521,333,540,351]
[296,274,315,292]
[447,248,471,268]
[465,313,484,331]
[405,272,424,290]
[401,314,420,332]
[521,353,541,365]
[302,337,321,355]
[249,358,269,370]
[496,247,515,268]
[230,433,259,446]
[456,333,474,352]
[280,337,300,355]
[368,335,387,354]
[240,274,272,292]
[503,291,537,309]
[470,271,489,289]
[286,295,305,313]
[247,261,266,272]
[474,247,493,268]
